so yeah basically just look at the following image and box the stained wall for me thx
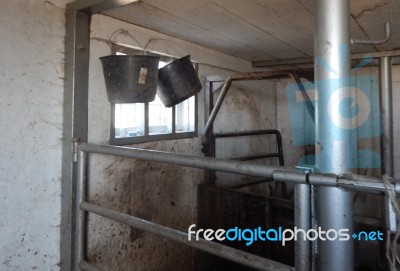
[0,1,66,270]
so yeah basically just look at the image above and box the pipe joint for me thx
[394,181,400,197]
[308,173,337,187]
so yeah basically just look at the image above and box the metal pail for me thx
[157,55,202,107]
[100,55,160,103]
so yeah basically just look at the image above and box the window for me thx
[109,47,198,145]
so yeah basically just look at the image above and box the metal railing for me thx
[75,143,400,271]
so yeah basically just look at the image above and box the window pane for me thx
[175,95,195,133]
[115,103,145,138]
[149,95,172,135]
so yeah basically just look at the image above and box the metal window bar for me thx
[75,143,400,271]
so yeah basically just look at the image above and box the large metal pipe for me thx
[314,0,354,270]
[380,56,394,177]
[294,184,311,271]
[380,56,397,233]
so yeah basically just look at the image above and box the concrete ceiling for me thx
[102,0,400,63]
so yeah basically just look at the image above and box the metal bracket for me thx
[385,194,397,232]
[351,22,391,45]
[72,138,80,163]
[383,177,400,232]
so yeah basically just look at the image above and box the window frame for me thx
[109,45,199,146]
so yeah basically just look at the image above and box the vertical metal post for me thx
[310,186,318,271]
[314,0,354,270]
[295,184,311,271]
[203,79,216,184]
[380,56,394,177]
[75,149,87,271]
[380,57,396,233]
[61,9,90,271]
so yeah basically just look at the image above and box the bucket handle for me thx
[143,38,189,57]
[108,29,146,55]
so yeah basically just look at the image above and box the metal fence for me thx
[74,143,398,271]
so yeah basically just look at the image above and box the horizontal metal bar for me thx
[81,201,294,271]
[110,131,197,146]
[273,170,309,184]
[336,178,389,194]
[352,50,400,59]
[79,143,397,195]
[253,49,400,68]
[80,143,285,179]
[309,174,392,194]
[253,58,314,68]
[229,153,280,161]
[79,261,105,271]
[214,129,281,138]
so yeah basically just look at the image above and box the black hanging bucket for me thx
[157,55,202,107]
[100,55,160,103]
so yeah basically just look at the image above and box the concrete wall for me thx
[0,1,66,270]
[1,2,400,270]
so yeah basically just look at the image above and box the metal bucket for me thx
[157,55,202,107]
[100,55,160,103]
